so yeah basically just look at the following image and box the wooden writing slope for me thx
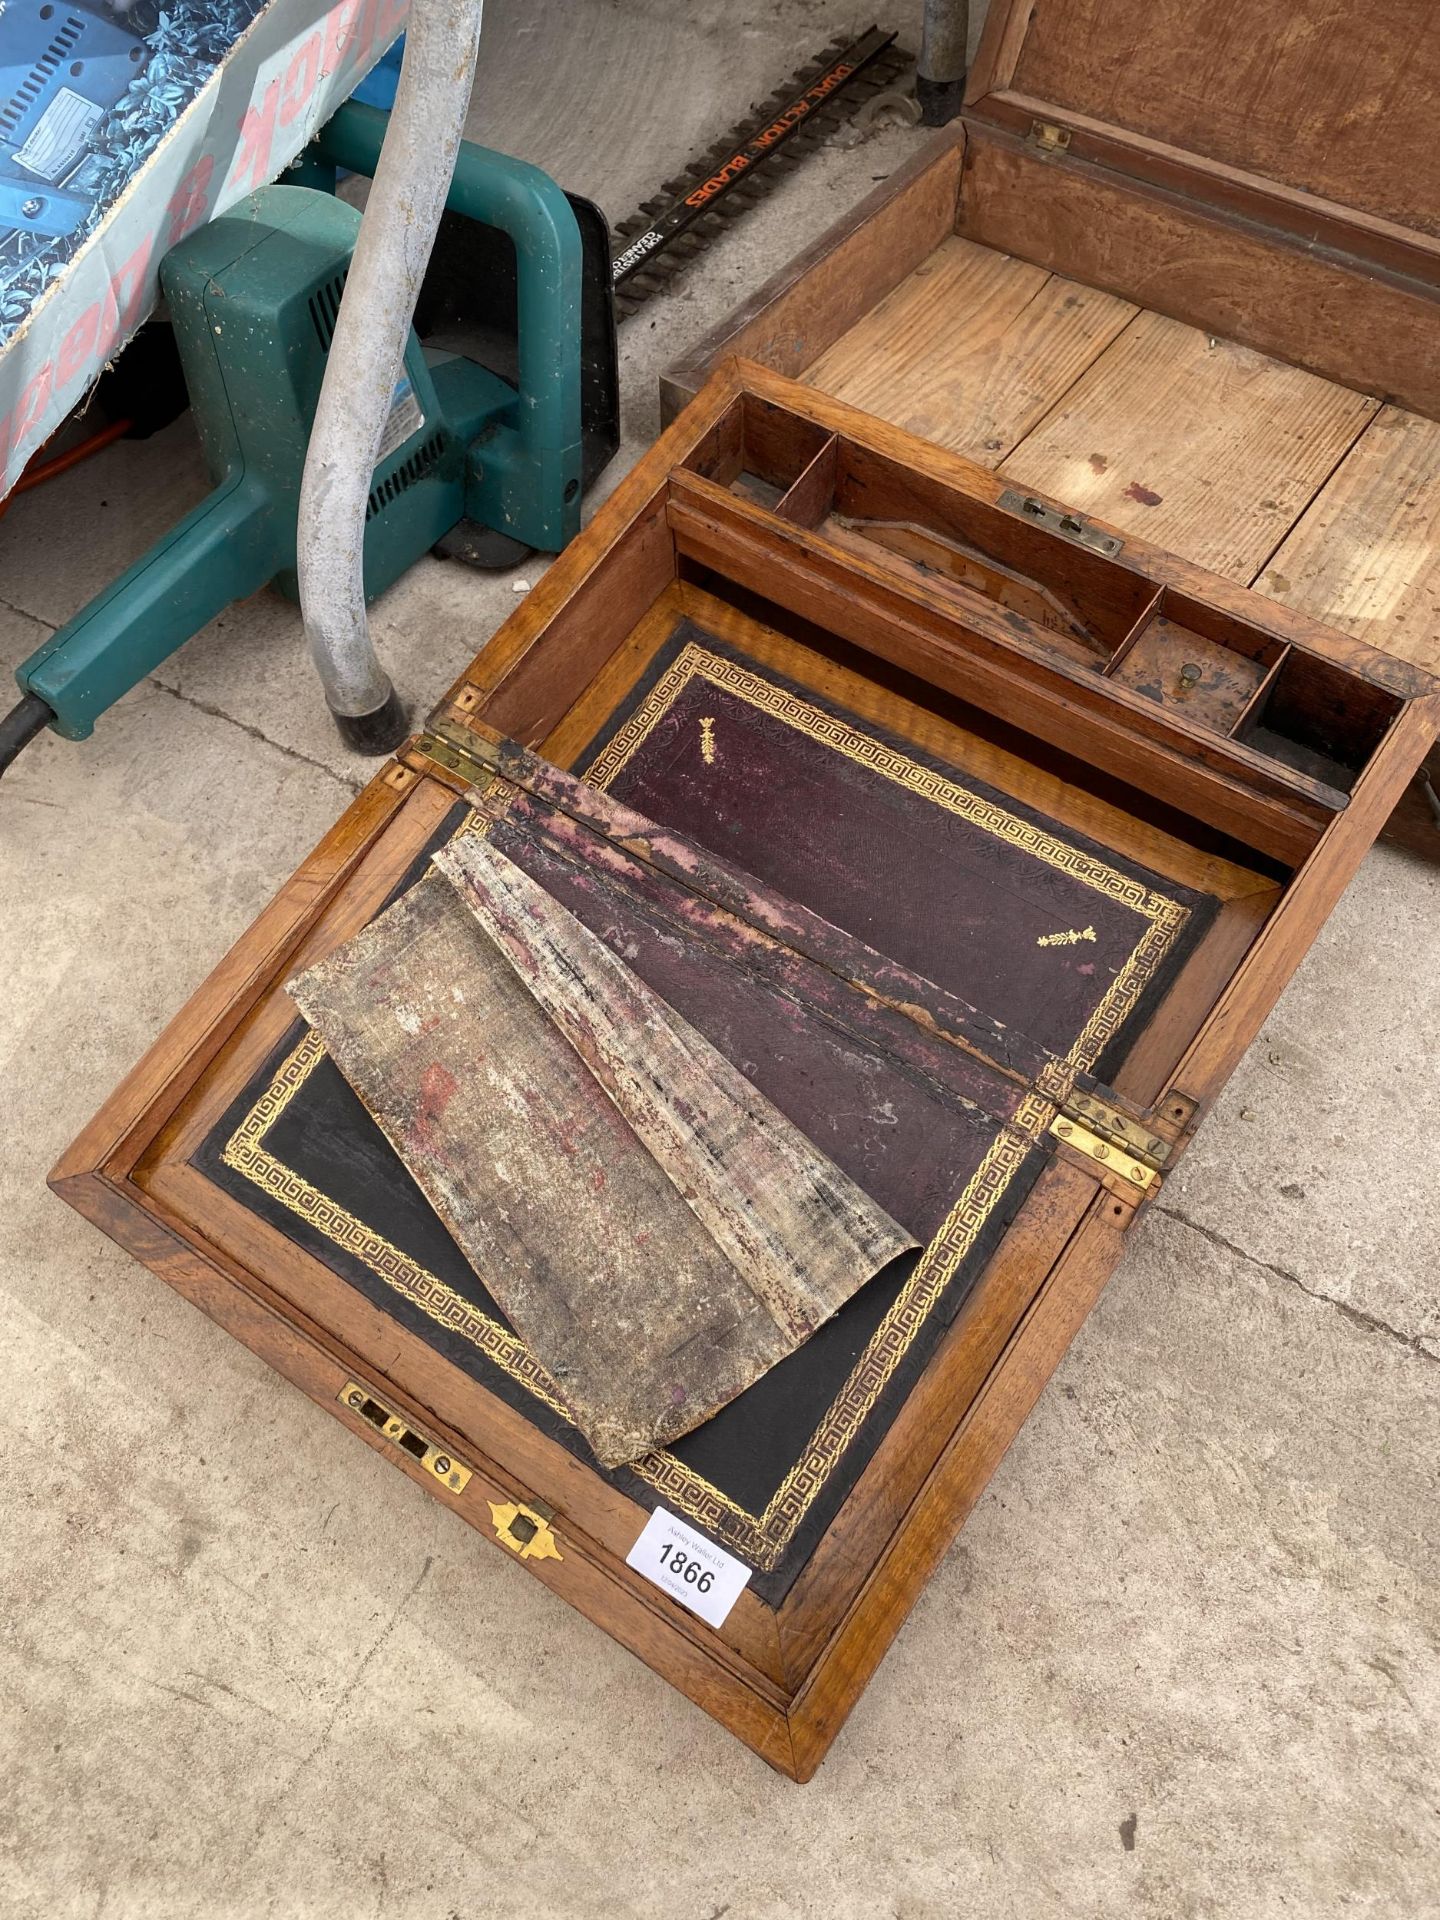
[665,0,1440,841]
[53,367,1439,1779]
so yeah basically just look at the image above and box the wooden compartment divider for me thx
[774,434,840,527]
[1229,651,1292,743]
[666,468,1347,862]
[1100,590,1166,676]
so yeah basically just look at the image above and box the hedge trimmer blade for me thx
[610,27,906,320]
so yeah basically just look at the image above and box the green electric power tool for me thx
[0,102,618,772]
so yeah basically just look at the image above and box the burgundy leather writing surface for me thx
[583,625,1214,1077]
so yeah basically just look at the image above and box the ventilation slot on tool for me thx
[306,271,348,350]
[365,431,445,519]
[0,20,86,135]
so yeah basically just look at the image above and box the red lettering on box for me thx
[281,35,322,125]
[229,78,280,195]
[56,307,99,387]
[167,153,216,249]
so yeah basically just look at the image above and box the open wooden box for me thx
[664,0,1440,840]
[54,364,1438,1780]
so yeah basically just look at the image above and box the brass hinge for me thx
[1049,1113,1158,1190]
[337,1381,473,1494]
[1061,1088,1173,1170]
[413,722,495,791]
[489,1499,563,1563]
[1028,118,1072,156]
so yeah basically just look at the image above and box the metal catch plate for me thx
[489,1500,563,1563]
[1050,1115,1157,1190]
[997,488,1123,557]
[338,1381,473,1494]
[1029,118,1072,155]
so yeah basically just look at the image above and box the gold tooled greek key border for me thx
[221,650,1192,1572]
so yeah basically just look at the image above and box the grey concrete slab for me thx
[0,634,352,1109]
[465,0,927,220]
[0,600,50,684]
[4,1190,1436,1916]
[1164,844,1440,1359]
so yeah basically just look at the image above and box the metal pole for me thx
[296,0,485,752]
[917,0,969,126]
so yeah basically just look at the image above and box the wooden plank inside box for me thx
[54,365,1440,1780]
[662,0,1440,847]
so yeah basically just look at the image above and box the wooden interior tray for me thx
[53,365,1440,1780]
[664,0,1440,845]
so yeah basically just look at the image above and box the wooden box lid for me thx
[967,0,1440,278]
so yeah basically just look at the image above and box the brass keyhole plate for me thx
[488,1500,563,1563]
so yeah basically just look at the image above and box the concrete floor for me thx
[2,3,1439,1915]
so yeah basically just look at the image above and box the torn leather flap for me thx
[434,831,917,1335]
[289,849,916,1471]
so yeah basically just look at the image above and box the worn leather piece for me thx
[289,845,916,1468]
[473,800,1027,1239]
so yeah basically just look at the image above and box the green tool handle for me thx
[19,477,274,739]
[311,101,583,550]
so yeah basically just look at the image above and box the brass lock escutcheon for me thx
[338,1381,473,1494]
[489,1498,563,1563]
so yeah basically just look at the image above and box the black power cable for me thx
[0,694,56,778]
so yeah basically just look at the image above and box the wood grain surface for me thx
[1257,407,1440,674]
[806,236,1134,464]
[796,237,1440,680]
[998,311,1379,582]
[659,129,966,421]
[1004,0,1440,238]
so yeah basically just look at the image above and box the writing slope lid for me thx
[200,708,1201,1602]
[967,0,1440,258]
